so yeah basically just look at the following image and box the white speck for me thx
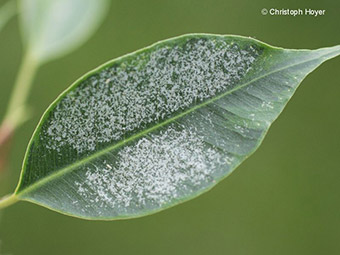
[41,38,260,154]
[234,124,245,134]
[261,101,274,109]
[249,113,255,121]
[75,125,233,211]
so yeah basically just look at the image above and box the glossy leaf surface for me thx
[14,34,340,219]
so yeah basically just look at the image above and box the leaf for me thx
[12,34,340,220]
[19,0,110,63]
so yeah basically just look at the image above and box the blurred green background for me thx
[0,0,339,254]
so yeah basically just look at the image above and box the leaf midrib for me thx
[16,48,337,197]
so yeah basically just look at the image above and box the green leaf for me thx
[19,0,110,63]
[12,34,340,220]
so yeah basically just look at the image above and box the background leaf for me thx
[2,1,340,253]
[19,0,110,63]
[11,34,340,220]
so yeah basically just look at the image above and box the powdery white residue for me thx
[75,126,233,211]
[43,38,260,153]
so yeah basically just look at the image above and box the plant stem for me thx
[0,51,39,172]
[0,194,18,210]
[2,52,39,130]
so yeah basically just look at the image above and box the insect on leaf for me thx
[12,34,340,220]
